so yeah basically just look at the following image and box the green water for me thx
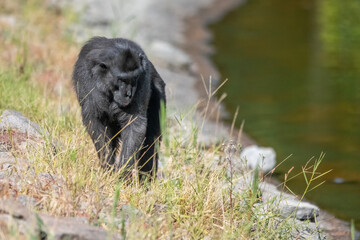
[210,0,360,226]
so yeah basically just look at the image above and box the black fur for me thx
[72,37,166,178]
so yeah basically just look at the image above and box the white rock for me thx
[240,145,276,173]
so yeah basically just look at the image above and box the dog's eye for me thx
[99,62,108,70]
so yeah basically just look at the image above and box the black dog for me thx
[73,37,166,178]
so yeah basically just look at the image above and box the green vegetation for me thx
[0,0,331,239]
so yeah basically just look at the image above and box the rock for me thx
[120,204,141,217]
[240,145,276,173]
[0,110,56,154]
[0,199,119,240]
[149,41,192,71]
[0,152,15,164]
[279,198,320,221]
[290,219,326,240]
[37,172,63,192]
[153,203,167,214]
[0,152,32,197]
[197,118,231,148]
[0,151,62,200]
[46,0,68,10]
[233,172,254,193]
[0,15,16,27]
[41,214,119,240]
[0,153,29,172]
[0,141,10,152]
[0,110,45,138]
[156,67,199,111]
[260,182,320,222]
[167,115,225,149]
[82,1,115,26]
[0,199,39,237]
[16,194,38,208]
[98,204,143,230]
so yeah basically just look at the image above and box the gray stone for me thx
[120,204,141,217]
[98,204,143,230]
[16,195,38,208]
[167,113,231,149]
[80,0,117,26]
[149,40,192,71]
[240,145,276,173]
[0,15,16,27]
[279,198,320,221]
[41,214,119,240]
[156,67,198,111]
[233,172,254,193]
[0,110,57,154]
[0,199,39,236]
[37,172,63,191]
[290,219,326,240]
[0,199,119,240]
[0,152,15,163]
[0,140,10,151]
[0,110,45,138]
[260,182,320,221]
[197,117,231,148]
[0,152,62,197]
[0,153,28,169]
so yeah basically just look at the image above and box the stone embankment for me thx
[0,0,356,239]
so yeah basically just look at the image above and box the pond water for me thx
[210,0,360,227]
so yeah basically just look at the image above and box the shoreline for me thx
[182,0,256,148]
[181,1,355,239]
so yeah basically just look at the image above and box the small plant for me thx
[282,153,331,210]
[223,140,240,229]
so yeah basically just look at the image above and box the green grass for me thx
[0,69,41,115]
[0,0,331,239]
